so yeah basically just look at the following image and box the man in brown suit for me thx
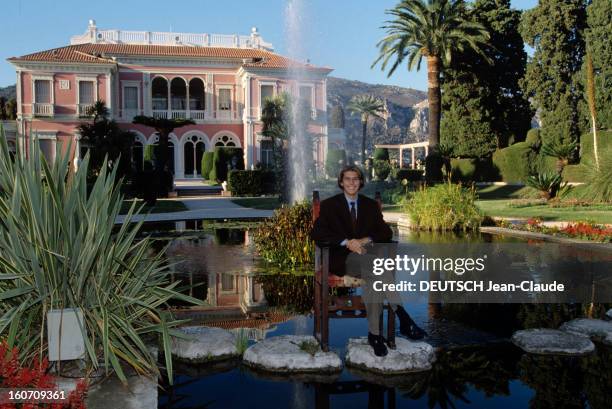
[311,166,425,356]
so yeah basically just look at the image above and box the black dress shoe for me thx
[368,332,388,357]
[395,306,427,340]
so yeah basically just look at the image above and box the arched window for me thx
[170,78,186,111]
[189,78,205,111]
[183,134,206,177]
[152,77,168,111]
[213,134,240,147]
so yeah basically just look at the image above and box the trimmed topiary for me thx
[201,152,214,181]
[373,147,389,161]
[492,142,538,183]
[210,147,244,182]
[325,149,347,178]
[373,159,391,180]
[228,170,263,196]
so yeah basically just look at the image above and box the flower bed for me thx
[499,219,612,243]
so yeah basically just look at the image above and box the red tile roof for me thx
[8,43,332,72]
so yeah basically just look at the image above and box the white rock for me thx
[87,375,157,409]
[345,337,435,374]
[243,335,342,373]
[559,318,612,346]
[511,328,595,355]
[606,309,612,321]
[171,326,239,363]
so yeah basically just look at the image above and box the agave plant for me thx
[525,172,568,200]
[0,130,200,383]
[541,141,578,174]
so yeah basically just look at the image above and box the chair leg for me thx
[321,247,330,352]
[387,307,396,349]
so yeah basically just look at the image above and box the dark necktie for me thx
[350,201,357,233]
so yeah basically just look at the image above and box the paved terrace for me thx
[114,197,273,224]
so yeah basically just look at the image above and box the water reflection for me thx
[152,221,612,409]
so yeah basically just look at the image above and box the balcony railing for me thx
[34,103,54,117]
[78,103,94,117]
[152,110,168,119]
[190,110,206,120]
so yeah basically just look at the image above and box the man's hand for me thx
[357,237,372,246]
[346,239,366,254]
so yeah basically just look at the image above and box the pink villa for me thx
[7,20,332,179]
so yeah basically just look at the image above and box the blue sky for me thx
[2,0,537,90]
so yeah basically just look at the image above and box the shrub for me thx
[201,151,215,180]
[228,170,263,196]
[451,158,477,181]
[393,168,424,182]
[404,182,482,231]
[525,128,541,148]
[373,159,391,180]
[581,147,612,203]
[325,149,347,178]
[373,147,389,161]
[492,142,538,182]
[525,172,568,200]
[0,134,200,383]
[210,147,244,182]
[580,130,612,163]
[253,201,314,268]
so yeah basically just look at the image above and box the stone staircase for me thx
[173,179,223,197]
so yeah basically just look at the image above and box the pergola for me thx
[374,141,430,169]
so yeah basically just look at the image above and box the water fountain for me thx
[284,0,311,203]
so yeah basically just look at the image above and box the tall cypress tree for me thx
[441,0,532,157]
[520,0,587,148]
[583,0,612,130]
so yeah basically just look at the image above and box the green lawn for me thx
[231,197,281,210]
[120,199,188,214]
[476,200,612,224]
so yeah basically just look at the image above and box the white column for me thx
[411,148,415,169]
[142,73,150,116]
[167,79,171,118]
[425,146,429,157]
[106,73,112,118]
[185,83,190,119]
[243,75,252,168]
[73,132,81,172]
[399,148,403,168]
[206,73,213,119]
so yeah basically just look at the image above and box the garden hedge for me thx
[373,147,389,161]
[580,130,612,163]
[325,149,346,178]
[201,152,214,180]
[373,159,391,180]
[210,147,244,182]
[228,169,276,196]
[492,142,538,183]
[392,168,424,182]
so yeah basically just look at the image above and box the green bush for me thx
[253,201,314,268]
[210,147,244,182]
[373,147,389,161]
[325,149,347,178]
[404,182,482,231]
[492,142,538,183]
[525,128,541,148]
[373,159,391,180]
[525,172,567,200]
[580,130,612,163]
[0,133,199,383]
[393,168,424,182]
[228,170,264,196]
[562,164,588,183]
[201,151,214,180]
[581,147,612,203]
[451,158,477,181]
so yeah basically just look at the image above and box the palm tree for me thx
[347,94,385,164]
[372,0,490,152]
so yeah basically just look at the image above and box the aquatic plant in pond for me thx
[0,133,200,383]
[252,201,314,268]
[404,182,482,231]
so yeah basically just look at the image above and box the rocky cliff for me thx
[326,76,428,156]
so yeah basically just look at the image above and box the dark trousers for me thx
[345,252,403,335]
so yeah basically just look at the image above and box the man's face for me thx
[341,170,361,197]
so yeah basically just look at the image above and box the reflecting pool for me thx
[150,221,611,409]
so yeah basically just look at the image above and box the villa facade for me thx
[7,21,332,178]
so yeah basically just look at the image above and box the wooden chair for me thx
[312,190,396,352]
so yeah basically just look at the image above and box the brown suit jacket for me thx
[310,193,393,276]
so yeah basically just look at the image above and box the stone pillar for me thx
[411,148,415,169]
